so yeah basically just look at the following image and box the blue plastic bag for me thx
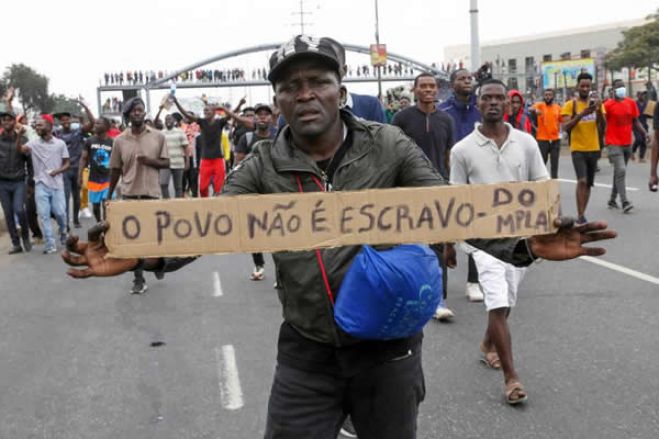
[334,244,443,340]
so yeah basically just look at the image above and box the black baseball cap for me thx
[268,35,345,84]
[54,112,73,119]
[254,103,272,114]
[0,110,16,119]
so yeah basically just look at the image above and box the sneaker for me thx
[433,305,455,322]
[73,222,82,229]
[154,271,165,280]
[639,158,647,163]
[576,216,588,225]
[273,281,281,289]
[339,416,358,438]
[43,247,57,255]
[60,233,68,246]
[465,282,484,302]
[250,265,265,281]
[22,238,32,253]
[130,280,148,294]
[8,246,23,255]
[607,200,619,209]
[622,202,633,214]
[80,207,93,219]
[33,236,44,245]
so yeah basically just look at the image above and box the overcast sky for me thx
[2,0,655,113]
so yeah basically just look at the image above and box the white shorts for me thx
[472,250,527,312]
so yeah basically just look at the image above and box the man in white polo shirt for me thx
[447,79,548,405]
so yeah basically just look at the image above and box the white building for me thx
[444,19,648,95]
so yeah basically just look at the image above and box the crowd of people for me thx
[1,34,653,439]
[100,62,430,87]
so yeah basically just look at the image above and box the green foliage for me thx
[3,63,51,113]
[50,94,80,115]
[606,10,659,71]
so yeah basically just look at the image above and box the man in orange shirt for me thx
[530,88,562,178]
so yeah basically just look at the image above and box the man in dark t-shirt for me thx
[392,72,456,322]
[649,101,659,192]
[79,117,113,222]
[235,103,276,281]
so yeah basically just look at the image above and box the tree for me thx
[606,10,659,74]
[3,63,51,113]
[49,94,81,115]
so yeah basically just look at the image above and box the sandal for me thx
[479,343,501,369]
[505,380,528,405]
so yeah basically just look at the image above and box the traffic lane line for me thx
[558,178,640,192]
[215,345,244,410]
[213,271,223,297]
[580,256,659,285]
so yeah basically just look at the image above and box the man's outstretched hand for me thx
[528,218,617,261]
[62,222,139,278]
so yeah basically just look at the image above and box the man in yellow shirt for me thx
[561,73,605,224]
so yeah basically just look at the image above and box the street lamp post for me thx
[374,0,382,100]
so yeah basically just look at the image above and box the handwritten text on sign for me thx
[105,180,560,258]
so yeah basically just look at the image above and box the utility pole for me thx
[374,0,382,100]
[469,0,480,72]
[292,0,312,34]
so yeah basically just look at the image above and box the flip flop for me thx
[505,380,528,405]
[479,343,501,369]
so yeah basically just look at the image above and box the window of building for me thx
[560,52,571,60]
[580,49,591,59]
[525,56,535,73]
[543,54,552,62]
[508,59,517,74]
[508,77,518,90]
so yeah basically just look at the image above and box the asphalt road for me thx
[0,156,657,439]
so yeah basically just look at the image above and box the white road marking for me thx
[580,256,659,285]
[558,178,639,192]
[215,345,244,410]
[213,271,223,297]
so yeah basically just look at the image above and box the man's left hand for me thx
[528,219,616,261]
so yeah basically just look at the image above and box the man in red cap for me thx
[17,114,70,254]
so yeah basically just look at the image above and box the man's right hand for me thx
[62,222,139,278]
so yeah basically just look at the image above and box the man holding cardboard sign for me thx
[63,36,616,439]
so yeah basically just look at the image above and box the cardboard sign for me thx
[105,180,560,258]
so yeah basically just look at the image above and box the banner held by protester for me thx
[105,180,560,258]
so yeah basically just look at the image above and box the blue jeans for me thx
[0,179,29,247]
[35,182,67,249]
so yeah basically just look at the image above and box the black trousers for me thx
[264,350,425,439]
[63,167,80,227]
[538,140,561,179]
[182,167,199,197]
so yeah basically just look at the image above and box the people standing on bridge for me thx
[529,88,562,179]
[63,35,616,439]
[78,117,113,222]
[449,79,549,405]
[54,101,95,230]
[392,72,456,321]
[108,97,169,294]
[17,114,70,254]
[171,96,253,197]
[234,103,276,282]
[438,68,484,304]
[603,79,649,213]
[0,108,31,254]
[561,73,606,224]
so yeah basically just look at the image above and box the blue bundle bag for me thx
[334,244,443,340]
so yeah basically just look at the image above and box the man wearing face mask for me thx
[603,79,650,213]
[530,89,562,179]
[54,100,95,230]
